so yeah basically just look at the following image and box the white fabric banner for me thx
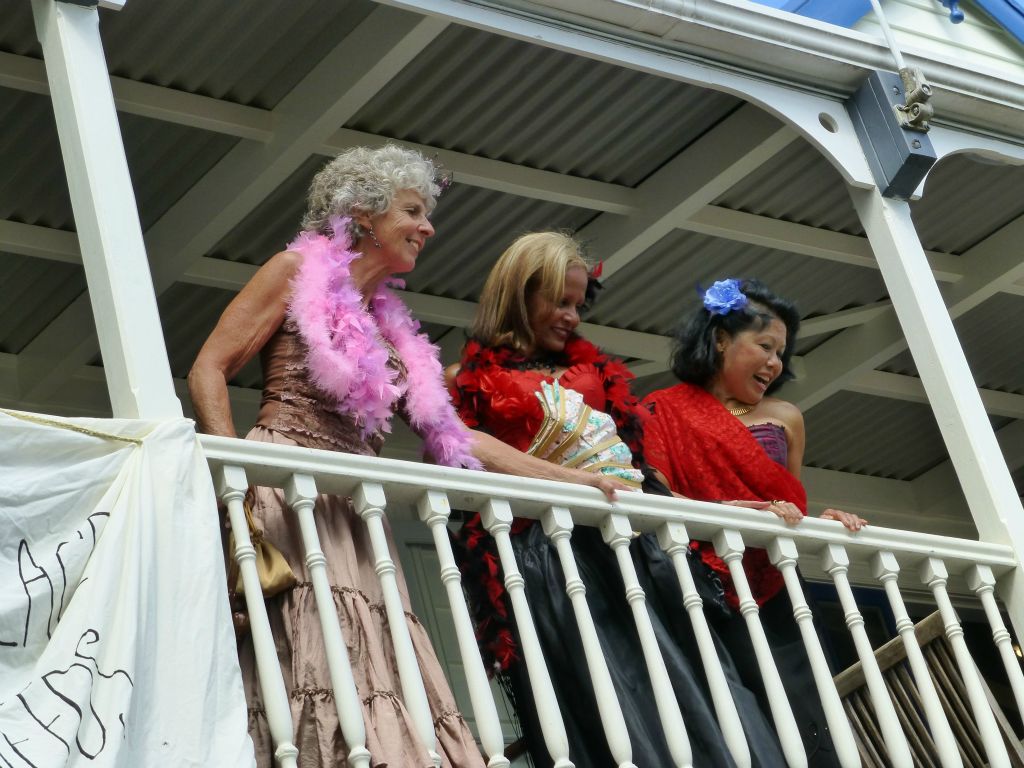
[0,410,254,768]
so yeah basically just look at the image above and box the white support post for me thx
[285,475,371,768]
[849,186,1024,640]
[30,0,180,419]
[216,466,298,768]
[353,482,440,767]
[416,491,511,768]
[542,507,636,768]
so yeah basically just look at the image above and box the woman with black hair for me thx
[642,278,865,767]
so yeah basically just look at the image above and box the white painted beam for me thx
[323,127,638,214]
[912,420,1024,520]
[0,229,913,390]
[18,6,449,404]
[578,104,797,278]
[849,187,1024,642]
[29,0,180,418]
[785,211,1024,411]
[684,206,964,282]
[851,371,1024,421]
[0,50,274,141]
[801,466,974,539]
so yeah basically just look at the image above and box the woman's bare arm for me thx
[188,251,301,437]
[469,428,631,501]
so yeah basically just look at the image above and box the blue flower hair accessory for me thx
[702,279,748,316]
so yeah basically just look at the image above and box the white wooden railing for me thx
[199,434,1024,768]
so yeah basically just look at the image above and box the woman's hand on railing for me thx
[820,507,867,532]
[580,471,635,502]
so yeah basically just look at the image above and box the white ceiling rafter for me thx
[322,127,639,214]
[684,206,964,282]
[0,50,274,141]
[0,220,904,367]
[850,370,1024,421]
[784,211,1024,412]
[4,50,1023,294]
[15,5,449,404]
[911,420,1024,518]
[577,104,798,279]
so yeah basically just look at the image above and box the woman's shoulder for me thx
[258,249,304,282]
[641,382,692,407]
[756,396,803,430]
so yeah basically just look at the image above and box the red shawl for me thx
[642,382,806,608]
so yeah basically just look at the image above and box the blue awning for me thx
[747,0,871,26]
[748,0,1024,46]
[974,0,1024,45]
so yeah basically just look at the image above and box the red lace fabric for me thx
[642,382,807,608]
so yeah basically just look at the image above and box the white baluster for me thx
[602,513,692,768]
[285,475,370,768]
[713,529,806,768]
[658,522,750,768]
[822,544,912,768]
[216,466,298,768]
[353,482,440,767]
[543,506,637,768]
[416,491,511,768]
[966,565,1024,722]
[767,538,860,768]
[921,558,1010,768]
[871,551,961,768]
[480,499,574,768]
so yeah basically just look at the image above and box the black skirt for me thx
[499,523,789,768]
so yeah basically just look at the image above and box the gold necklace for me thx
[728,404,754,417]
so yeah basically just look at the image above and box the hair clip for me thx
[701,278,748,316]
[431,154,454,195]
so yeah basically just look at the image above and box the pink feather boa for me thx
[286,217,481,470]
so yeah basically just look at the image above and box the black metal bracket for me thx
[846,70,938,200]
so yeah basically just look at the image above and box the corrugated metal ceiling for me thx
[0,0,1020,507]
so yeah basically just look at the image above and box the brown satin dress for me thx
[239,318,483,768]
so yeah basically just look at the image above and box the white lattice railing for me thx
[199,434,1024,768]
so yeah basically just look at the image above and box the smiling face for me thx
[710,315,788,406]
[525,265,588,355]
[358,188,435,274]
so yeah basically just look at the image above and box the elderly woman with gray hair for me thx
[189,145,486,767]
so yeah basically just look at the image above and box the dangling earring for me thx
[368,227,382,249]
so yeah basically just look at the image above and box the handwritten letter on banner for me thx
[0,411,254,767]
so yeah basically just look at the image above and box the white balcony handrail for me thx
[198,434,1017,579]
